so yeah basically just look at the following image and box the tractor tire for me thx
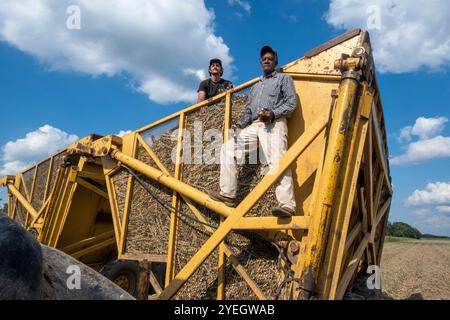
[100,259,140,297]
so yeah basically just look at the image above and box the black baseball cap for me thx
[260,45,278,58]
[209,58,222,67]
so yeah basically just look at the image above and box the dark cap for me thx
[209,58,222,67]
[260,45,277,58]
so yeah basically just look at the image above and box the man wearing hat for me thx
[197,58,233,103]
[209,45,298,217]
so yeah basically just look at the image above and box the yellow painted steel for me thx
[71,238,116,259]
[105,173,122,250]
[48,167,78,248]
[6,183,39,220]
[119,174,134,255]
[24,166,39,228]
[372,104,393,195]
[165,112,185,286]
[233,216,310,230]
[11,176,21,221]
[336,232,372,298]
[2,150,116,270]
[217,216,226,300]
[30,196,52,228]
[294,67,361,299]
[75,177,109,199]
[62,230,115,254]
[40,166,68,243]
[7,192,12,220]
[43,155,54,200]
[19,174,31,204]
[321,83,373,299]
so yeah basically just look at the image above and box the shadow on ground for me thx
[344,275,425,300]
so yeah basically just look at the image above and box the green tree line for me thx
[386,221,422,239]
[0,198,7,216]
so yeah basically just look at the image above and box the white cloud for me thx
[0,160,31,176]
[183,68,207,82]
[407,190,450,236]
[411,117,448,139]
[398,126,413,143]
[406,181,450,206]
[0,0,233,104]
[0,125,78,175]
[409,208,450,234]
[116,130,132,137]
[390,135,450,165]
[398,117,448,142]
[228,0,251,13]
[436,206,450,213]
[391,116,450,165]
[325,0,450,73]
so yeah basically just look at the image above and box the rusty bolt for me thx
[334,59,343,70]
[288,241,299,253]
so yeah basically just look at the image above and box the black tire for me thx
[100,260,139,297]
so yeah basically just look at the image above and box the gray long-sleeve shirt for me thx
[238,70,297,127]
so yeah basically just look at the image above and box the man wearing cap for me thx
[209,45,298,217]
[197,58,233,103]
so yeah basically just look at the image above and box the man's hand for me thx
[258,109,274,123]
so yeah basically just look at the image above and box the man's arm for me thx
[236,88,253,128]
[197,90,206,103]
[197,80,207,103]
[272,74,297,119]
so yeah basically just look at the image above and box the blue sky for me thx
[0,0,449,235]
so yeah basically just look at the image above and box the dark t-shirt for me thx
[197,79,233,99]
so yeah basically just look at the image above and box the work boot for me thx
[208,190,236,207]
[272,206,295,218]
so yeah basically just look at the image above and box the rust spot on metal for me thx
[301,265,316,297]
[339,107,352,133]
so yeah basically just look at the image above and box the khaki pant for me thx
[219,117,296,211]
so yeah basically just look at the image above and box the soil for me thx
[380,239,450,300]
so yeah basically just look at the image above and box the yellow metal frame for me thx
[2,148,117,268]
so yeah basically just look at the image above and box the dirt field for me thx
[380,239,450,300]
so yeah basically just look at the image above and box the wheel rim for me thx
[114,274,131,291]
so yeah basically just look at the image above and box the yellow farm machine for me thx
[0,29,392,300]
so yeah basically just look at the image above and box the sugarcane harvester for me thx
[1,29,392,300]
